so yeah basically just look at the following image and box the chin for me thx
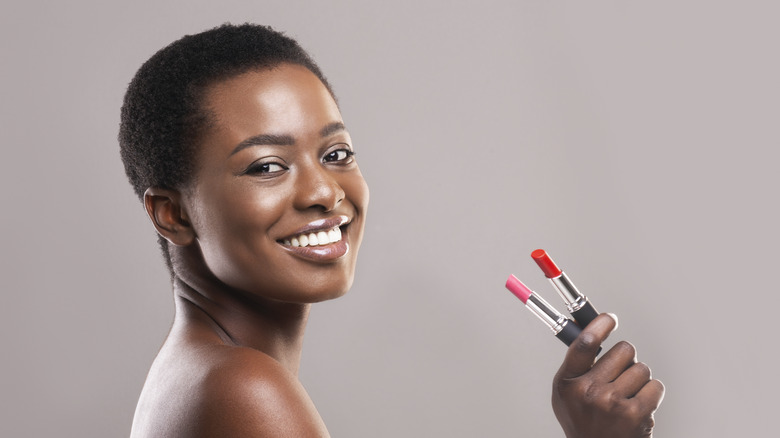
[298,275,354,303]
[249,268,356,305]
[309,288,350,303]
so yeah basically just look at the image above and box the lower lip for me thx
[280,239,350,262]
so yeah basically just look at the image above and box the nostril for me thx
[292,170,346,212]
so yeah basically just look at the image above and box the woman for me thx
[120,23,664,437]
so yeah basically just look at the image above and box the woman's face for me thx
[181,63,368,303]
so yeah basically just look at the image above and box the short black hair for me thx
[119,23,333,271]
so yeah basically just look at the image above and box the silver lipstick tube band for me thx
[525,293,569,335]
[550,272,588,313]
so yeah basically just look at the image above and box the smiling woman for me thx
[165,65,368,304]
[120,23,662,438]
[120,25,367,437]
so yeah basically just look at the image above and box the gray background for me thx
[2,1,777,436]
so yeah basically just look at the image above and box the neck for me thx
[170,260,311,376]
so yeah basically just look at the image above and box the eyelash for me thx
[245,161,287,175]
[323,148,355,164]
[244,147,354,176]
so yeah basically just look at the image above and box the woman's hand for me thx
[552,314,665,438]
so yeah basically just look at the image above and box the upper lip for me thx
[278,215,351,241]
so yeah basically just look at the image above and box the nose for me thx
[293,164,345,212]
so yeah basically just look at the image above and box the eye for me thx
[323,147,355,164]
[245,161,287,176]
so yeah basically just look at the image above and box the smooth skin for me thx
[130,63,663,437]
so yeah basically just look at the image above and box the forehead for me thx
[198,63,342,152]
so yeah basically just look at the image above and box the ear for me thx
[143,187,196,246]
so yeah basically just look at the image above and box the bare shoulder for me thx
[196,347,330,437]
[131,345,329,438]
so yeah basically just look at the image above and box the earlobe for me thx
[143,187,196,246]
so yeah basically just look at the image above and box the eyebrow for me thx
[230,122,347,156]
[230,133,295,156]
[320,121,346,138]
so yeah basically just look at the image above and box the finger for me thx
[556,313,618,379]
[611,361,652,398]
[632,379,666,413]
[588,340,638,383]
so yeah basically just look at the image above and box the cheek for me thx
[342,170,369,257]
[344,170,370,213]
[195,184,291,278]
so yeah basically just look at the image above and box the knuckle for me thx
[615,340,637,358]
[574,332,599,352]
[652,378,666,394]
[560,378,596,403]
[598,390,622,412]
[649,379,666,404]
[584,382,601,403]
[579,382,619,411]
[633,361,652,380]
[624,401,642,418]
[614,400,646,427]
[633,411,656,437]
[641,414,656,432]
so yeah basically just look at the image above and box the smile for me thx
[277,221,351,262]
[282,226,342,248]
[277,215,351,250]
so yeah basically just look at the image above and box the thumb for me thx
[556,313,618,379]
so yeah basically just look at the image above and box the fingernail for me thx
[607,312,619,330]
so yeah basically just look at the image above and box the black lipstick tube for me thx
[525,292,583,347]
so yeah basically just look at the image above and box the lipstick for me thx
[531,249,599,327]
[505,275,582,347]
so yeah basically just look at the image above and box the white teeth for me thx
[284,227,343,248]
[317,231,329,244]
